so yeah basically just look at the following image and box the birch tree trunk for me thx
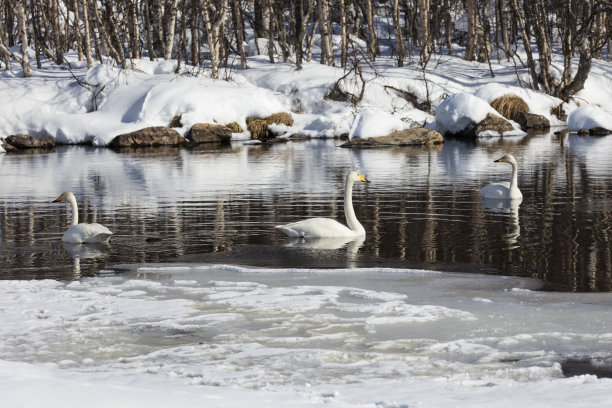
[127,0,141,59]
[294,0,315,69]
[318,0,334,65]
[465,0,476,60]
[164,0,180,60]
[91,0,122,64]
[365,0,377,60]
[202,0,229,79]
[392,0,405,66]
[30,0,42,67]
[150,0,165,59]
[103,0,127,68]
[417,0,430,63]
[508,0,539,90]
[525,0,553,92]
[497,0,510,59]
[267,0,274,62]
[190,0,199,65]
[339,0,348,68]
[51,0,64,64]
[232,0,247,69]
[17,0,32,76]
[73,0,83,61]
[444,0,453,55]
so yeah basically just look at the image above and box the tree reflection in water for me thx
[0,134,610,291]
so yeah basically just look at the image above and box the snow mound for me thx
[136,78,286,134]
[349,108,409,140]
[567,105,612,131]
[434,93,524,137]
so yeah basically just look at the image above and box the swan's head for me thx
[53,191,75,203]
[348,171,369,183]
[494,154,517,165]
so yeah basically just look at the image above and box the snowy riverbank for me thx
[1,48,611,149]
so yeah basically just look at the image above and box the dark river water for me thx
[1,131,611,291]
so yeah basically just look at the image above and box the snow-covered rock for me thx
[348,109,409,140]
[433,93,525,137]
[567,105,612,133]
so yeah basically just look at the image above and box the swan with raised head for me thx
[275,171,369,238]
[53,192,113,244]
[478,154,523,199]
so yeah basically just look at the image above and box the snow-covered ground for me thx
[1,46,611,147]
[2,264,612,407]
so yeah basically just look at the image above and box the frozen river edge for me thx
[2,262,612,407]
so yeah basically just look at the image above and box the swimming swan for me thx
[478,154,523,199]
[275,171,369,238]
[53,192,113,244]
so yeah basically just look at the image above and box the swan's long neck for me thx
[509,161,519,191]
[68,195,79,226]
[344,176,365,234]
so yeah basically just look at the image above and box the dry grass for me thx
[224,122,243,133]
[550,104,567,121]
[246,118,268,139]
[246,113,293,139]
[490,94,529,122]
[265,112,294,126]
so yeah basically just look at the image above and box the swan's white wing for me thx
[478,181,511,199]
[275,217,358,238]
[62,223,113,244]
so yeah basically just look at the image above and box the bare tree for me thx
[392,0,405,66]
[149,0,165,59]
[365,0,377,60]
[465,0,476,61]
[164,0,180,60]
[202,0,229,79]
[51,0,64,64]
[340,0,348,67]
[16,0,31,76]
[318,0,334,65]
[417,0,431,64]
[232,0,247,69]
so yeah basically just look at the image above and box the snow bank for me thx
[567,105,612,131]
[0,54,289,145]
[348,108,409,139]
[434,93,525,137]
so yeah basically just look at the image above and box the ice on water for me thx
[2,264,612,406]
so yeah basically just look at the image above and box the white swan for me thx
[275,171,369,238]
[53,192,113,243]
[478,154,523,199]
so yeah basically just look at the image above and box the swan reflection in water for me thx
[481,197,522,250]
[285,235,365,262]
[62,242,111,278]
[283,234,366,254]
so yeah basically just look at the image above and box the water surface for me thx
[1,132,611,291]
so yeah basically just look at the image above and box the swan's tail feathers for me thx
[274,224,302,238]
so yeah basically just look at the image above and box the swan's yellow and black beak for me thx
[359,174,370,183]
[52,194,63,203]
[494,157,505,163]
